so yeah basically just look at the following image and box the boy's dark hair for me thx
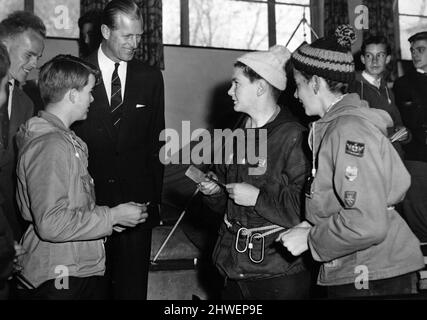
[0,42,10,80]
[39,55,100,105]
[102,0,142,30]
[0,11,46,40]
[234,61,282,102]
[361,35,391,56]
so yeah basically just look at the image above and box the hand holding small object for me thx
[198,171,222,195]
[225,182,260,206]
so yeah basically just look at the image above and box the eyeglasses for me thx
[364,52,387,61]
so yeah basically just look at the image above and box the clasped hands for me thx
[198,171,260,206]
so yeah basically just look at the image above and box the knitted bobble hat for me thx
[237,45,291,90]
[291,24,356,83]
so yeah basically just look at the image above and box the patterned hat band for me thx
[292,42,355,83]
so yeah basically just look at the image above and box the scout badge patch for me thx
[345,166,358,182]
[344,191,357,208]
[345,141,365,157]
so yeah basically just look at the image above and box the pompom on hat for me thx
[291,24,356,83]
[237,45,291,90]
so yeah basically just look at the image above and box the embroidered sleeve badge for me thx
[345,166,358,182]
[344,191,357,208]
[345,141,365,157]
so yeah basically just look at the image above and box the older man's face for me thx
[101,13,143,62]
[5,29,44,83]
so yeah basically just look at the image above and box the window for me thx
[398,0,427,60]
[0,0,25,22]
[276,0,311,51]
[163,0,311,51]
[0,0,79,39]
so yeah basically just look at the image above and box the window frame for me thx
[168,0,313,50]
[396,0,427,60]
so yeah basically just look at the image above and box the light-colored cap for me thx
[236,45,291,90]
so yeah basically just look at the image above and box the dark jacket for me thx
[393,71,427,162]
[349,72,406,158]
[0,201,14,292]
[204,108,310,280]
[73,52,165,228]
[0,85,34,239]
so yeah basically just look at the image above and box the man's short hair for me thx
[0,42,10,80]
[0,11,46,41]
[102,0,143,30]
[361,35,391,55]
[408,31,427,44]
[38,55,99,105]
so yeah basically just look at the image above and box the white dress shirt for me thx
[7,79,15,119]
[97,46,127,105]
[362,71,381,89]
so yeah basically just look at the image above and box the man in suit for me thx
[73,0,165,300]
[0,42,15,300]
[0,11,46,240]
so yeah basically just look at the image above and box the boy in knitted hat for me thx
[278,25,424,298]
[199,45,311,299]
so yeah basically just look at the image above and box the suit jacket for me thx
[73,52,165,228]
[0,86,34,239]
[393,71,427,162]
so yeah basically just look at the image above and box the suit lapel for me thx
[122,61,137,120]
[87,53,116,143]
[117,61,138,144]
[9,87,24,141]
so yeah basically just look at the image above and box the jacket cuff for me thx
[308,230,322,262]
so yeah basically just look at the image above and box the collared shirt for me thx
[97,46,127,105]
[362,71,381,89]
[7,79,15,119]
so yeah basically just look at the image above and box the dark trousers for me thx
[402,161,427,242]
[326,272,418,299]
[221,270,311,300]
[105,224,152,300]
[15,276,107,300]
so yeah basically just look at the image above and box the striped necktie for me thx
[0,81,10,149]
[111,62,123,128]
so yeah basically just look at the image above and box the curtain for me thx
[324,0,349,37]
[362,0,397,80]
[80,0,164,69]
